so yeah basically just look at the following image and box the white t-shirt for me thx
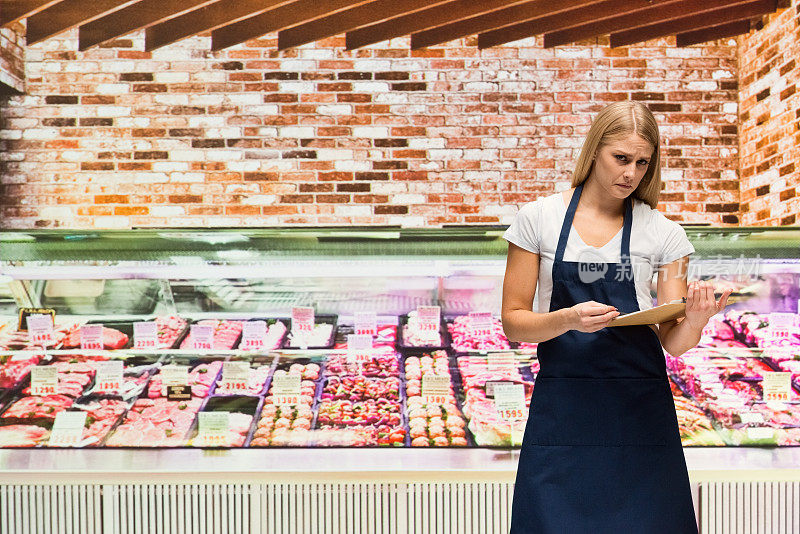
[503,191,695,313]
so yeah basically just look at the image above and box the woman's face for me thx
[590,132,653,199]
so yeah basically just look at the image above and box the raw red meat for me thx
[61,326,130,350]
[0,424,49,447]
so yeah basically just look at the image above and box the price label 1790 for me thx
[190,325,214,350]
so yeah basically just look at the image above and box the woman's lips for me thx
[616,184,632,189]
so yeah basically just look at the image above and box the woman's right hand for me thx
[569,301,620,332]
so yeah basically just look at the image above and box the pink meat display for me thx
[251,403,315,447]
[74,398,129,444]
[154,316,188,348]
[457,355,534,402]
[324,352,400,379]
[461,388,526,447]
[321,376,401,402]
[669,379,726,446]
[190,412,253,448]
[215,364,271,395]
[333,324,397,350]
[0,354,43,389]
[0,425,50,447]
[286,323,333,348]
[407,396,467,447]
[147,361,223,399]
[447,315,511,352]
[1,394,74,421]
[21,360,95,398]
[317,398,403,428]
[179,320,244,350]
[105,398,203,447]
[61,325,129,350]
[401,312,442,347]
[404,352,454,400]
[0,322,72,350]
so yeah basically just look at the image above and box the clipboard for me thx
[608,298,687,327]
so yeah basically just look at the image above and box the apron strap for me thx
[555,182,634,263]
[554,183,583,263]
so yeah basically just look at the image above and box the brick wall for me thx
[738,0,800,226]
[0,22,25,94]
[0,31,739,228]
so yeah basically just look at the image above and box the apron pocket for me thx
[525,377,675,446]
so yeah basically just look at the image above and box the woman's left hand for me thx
[684,280,732,330]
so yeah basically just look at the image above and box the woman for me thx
[502,101,730,533]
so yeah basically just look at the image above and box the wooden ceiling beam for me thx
[409,0,607,50]
[79,0,218,50]
[26,0,139,44]
[543,0,754,48]
[610,0,776,47]
[479,0,686,49]
[210,0,373,51]
[144,0,295,51]
[345,0,534,50]
[0,0,65,26]
[676,18,753,46]
[277,0,452,51]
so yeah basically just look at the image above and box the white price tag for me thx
[762,372,792,401]
[27,314,55,347]
[240,321,267,350]
[469,311,493,337]
[493,383,526,421]
[416,306,440,332]
[197,411,229,446]
[740,412,765,424]
[161,364,189,387]
[272,374,301,395]
[220,362,250,392]
[292,307,315,335]
[190,325,214,350]
[746,427,775,441]
[347,334,374,363]
[49,411,87,447]
[487,352,516,371]
[769,313,797,328]
[133,321,159,349]
[31,365,58,396]
[95,360,123,393]
[273,394,302,406]
[80,324,104,351]
[422,374,450,404]
[354,312,377,336]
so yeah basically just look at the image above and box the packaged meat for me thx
[105,398,204,447]
[147,360,223,399]
[320,376,401,403]
[324,350,400,378]
[398,312,447,349]
[0,353,44,389]
[179,320,244,350]
[1,394,74,422]
[0,424,50,447]
[215,364,271,396]
[153,315,189,348]
[447,315,511,352]
[61,324,130,350]
[186,395,260,448]
[333,323,397,350]
[407,397,467,447]
[249,403,314,447]
[285,315,337,349]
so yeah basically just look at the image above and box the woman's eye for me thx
[614,154,626,161]
[637,160,649,166]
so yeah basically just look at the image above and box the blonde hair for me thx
[571,101,662,209]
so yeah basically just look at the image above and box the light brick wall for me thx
[738,0,800,225]
[0,22,25,93]
[0,31,740,228]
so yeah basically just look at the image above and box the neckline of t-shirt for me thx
[559,191,624,251]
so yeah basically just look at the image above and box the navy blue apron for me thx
[510,183,697,533]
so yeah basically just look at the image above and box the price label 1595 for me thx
[190,325,214,350]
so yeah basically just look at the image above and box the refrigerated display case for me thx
[0,226,799,533]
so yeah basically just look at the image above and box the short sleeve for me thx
[503,200,541,254]
[657,217,695,267]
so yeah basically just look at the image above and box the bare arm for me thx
[656,256,731,356]
[501,243,620,343]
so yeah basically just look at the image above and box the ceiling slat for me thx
[610,0,776,47]
[0,0,65,26]
[409,0,607,50]
[144,0,295,51]
[676,18,753,46]
[79,0,218,50]
[26,0,140,44]
[277,0,453,51]
[480,0,687,49]
[210,0,373,51]
[542,0,753,48]
[345,0,535,50]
